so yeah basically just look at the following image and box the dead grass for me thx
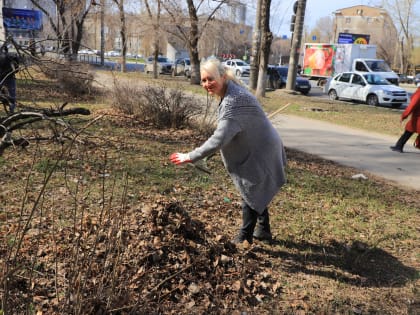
[0,72,418,314]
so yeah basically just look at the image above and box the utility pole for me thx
[286,0,306,91]
[249,0,262,90]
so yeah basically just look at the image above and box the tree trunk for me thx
[118,0,127,72]
[249,0,262,91]
[255,0,272,98]
[186,0,201,85]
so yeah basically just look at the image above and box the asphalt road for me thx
[272,114,420,191]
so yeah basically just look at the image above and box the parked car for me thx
[78,49,96,55]
[104,50,121,57]
[398,74,413,84]
[414,73,420,86]
[145,56,173,74]
[172,58,191,77]
[267,66,311,95]
[327,71,408,108]
[224,59,250,77]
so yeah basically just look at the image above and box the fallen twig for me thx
[267,103,291,119]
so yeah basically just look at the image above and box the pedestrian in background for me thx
[170,58,287,244]
[391,84,420,152]
[0,44,19,113]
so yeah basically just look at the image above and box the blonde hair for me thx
[200,57,242,85]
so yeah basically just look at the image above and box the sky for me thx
[269,0,381,37]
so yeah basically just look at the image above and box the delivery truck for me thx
[302,43,399,85]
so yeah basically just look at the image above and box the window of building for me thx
[345,17,351,24]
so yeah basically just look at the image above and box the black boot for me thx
[232,203,258,244]
[253,208,273,242]
[390,130,413,153]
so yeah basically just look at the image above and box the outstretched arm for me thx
[169,118,241,165]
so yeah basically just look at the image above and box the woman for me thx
[170,58,287,244]
[390,84,420,152]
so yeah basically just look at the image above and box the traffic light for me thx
[290,14,296,32]
[293,1,298,14]
[290,1,298,33]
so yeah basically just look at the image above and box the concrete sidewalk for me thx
[272,114,420,191]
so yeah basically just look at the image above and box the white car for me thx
[104,50,121,57]
[327,71,408,108]
[172,58,191,77]
[224,59,250,77]
[145,56,173,74]
[79,49,96,55]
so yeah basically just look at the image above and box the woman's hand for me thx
[170,153,191,165]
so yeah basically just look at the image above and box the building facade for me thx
[2,0,51,46]
[332,5,399,65]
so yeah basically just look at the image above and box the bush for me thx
[112,82,205,129]
[41,59,94,96]
[109,78,141,116]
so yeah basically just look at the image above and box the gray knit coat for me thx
[189,80,287,214]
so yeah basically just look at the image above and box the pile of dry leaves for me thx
[3,194,282,314]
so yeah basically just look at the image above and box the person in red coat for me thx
[390,85,420,152]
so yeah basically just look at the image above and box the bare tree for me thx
[309,16,334,43]
[381,0,420,72]
[0,104,91,156]
[249,0,262,90]
[161,0,231,85]
[199,19,250,61]
[0,40,95,157]
[144,0,162,79]
[30,0,95,58]
[112,0,128,72]
[255,0,272,98]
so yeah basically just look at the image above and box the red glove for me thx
[170,152,191,165]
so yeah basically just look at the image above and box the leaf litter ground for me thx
[0,86,419,314]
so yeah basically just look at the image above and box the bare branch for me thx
[0,105,91,155]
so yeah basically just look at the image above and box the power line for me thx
[272,0,294,36]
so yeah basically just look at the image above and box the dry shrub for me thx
[140,85,202,128]
[112,81,206,129]
[41,59,94,96]
[110,78,142,115]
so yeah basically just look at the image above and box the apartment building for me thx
[1,0,50,46]
[332,5,398,64]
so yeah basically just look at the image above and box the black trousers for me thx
[238,202,271,242]
[394,130,414,150]
[239,202,258,241]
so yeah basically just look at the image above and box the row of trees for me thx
[27,0,253,84]
[24,0,420,81]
